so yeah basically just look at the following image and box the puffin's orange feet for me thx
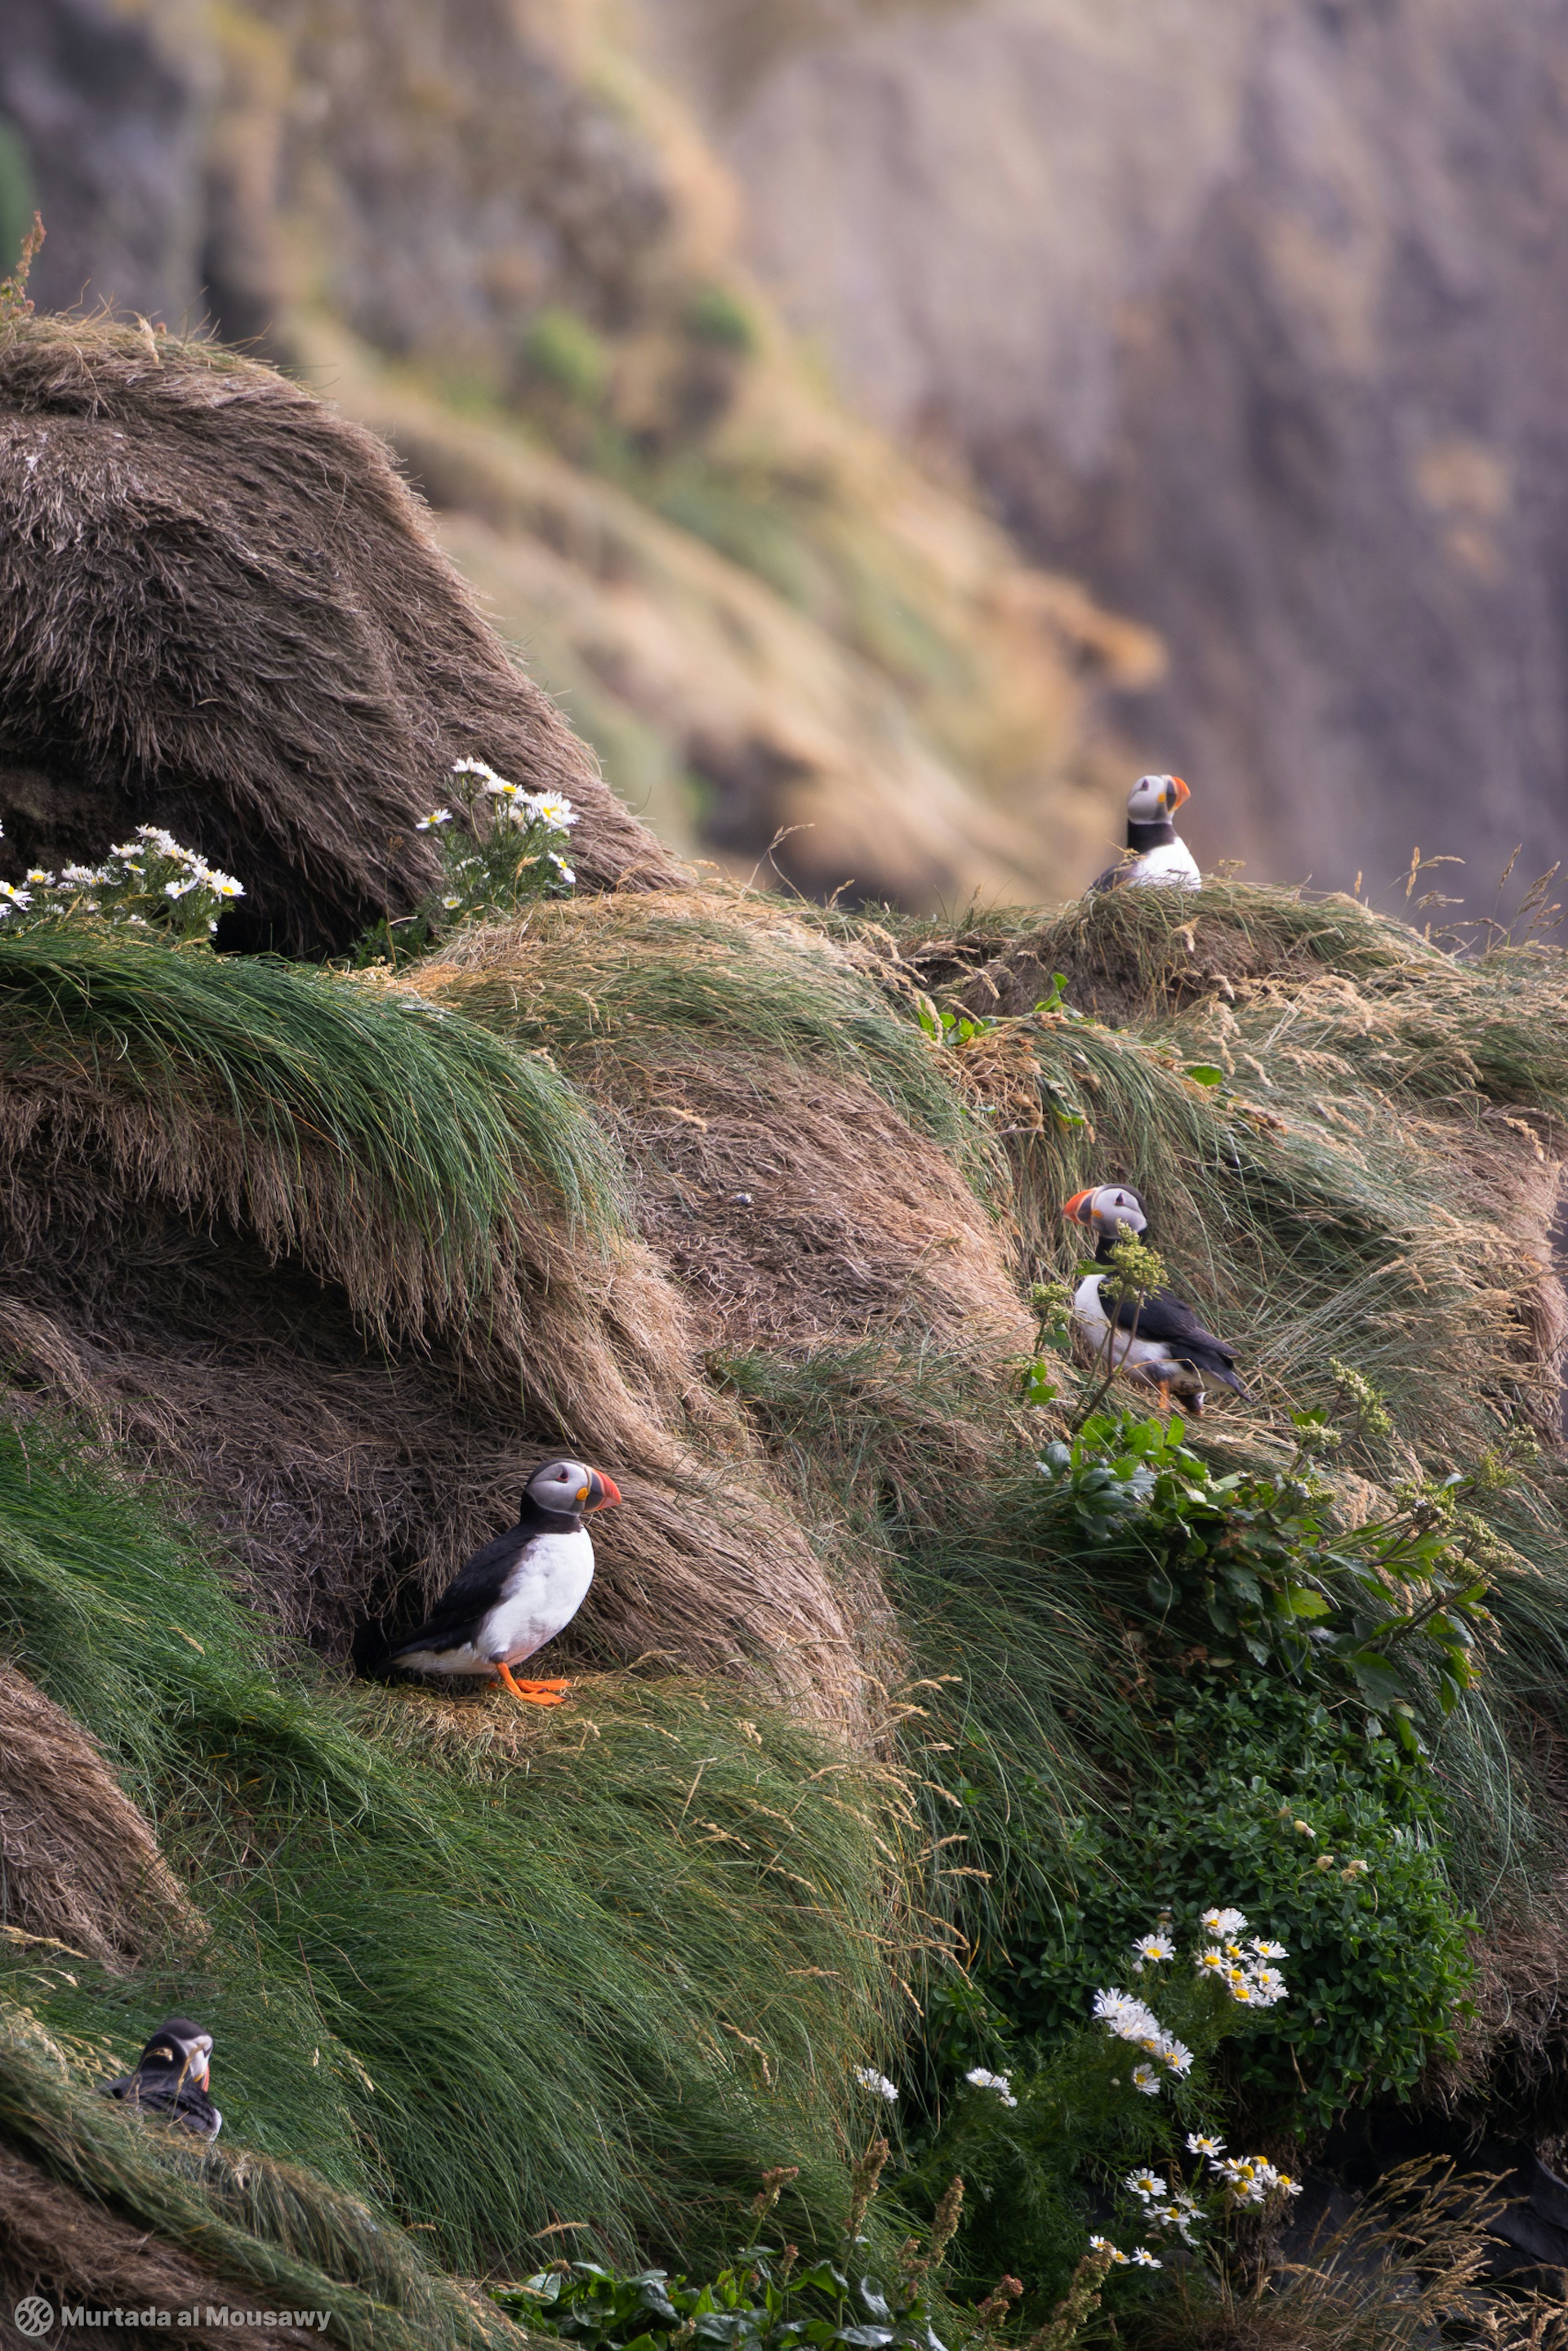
[495,1663,571,1706]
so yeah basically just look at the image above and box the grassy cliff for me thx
[2,859,1568,2343]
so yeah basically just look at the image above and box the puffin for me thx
[1089,775,1200,893]
[391,1458,621,1705]
[100,2017,221,2141]
[1061,1183,1246,1414]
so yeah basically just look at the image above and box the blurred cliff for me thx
[633,0,1568,899]
[0,0,1165,909]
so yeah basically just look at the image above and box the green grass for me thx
[0,2003,519,2351]
[0,924,626,1245]
[0,1427,902,2278]
[449,906,979,1155]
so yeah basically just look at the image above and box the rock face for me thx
[0,0,212,324]
[0,0,1161,911]
[650,0,1568,897]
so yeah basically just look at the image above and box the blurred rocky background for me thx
[4,0,1563,906]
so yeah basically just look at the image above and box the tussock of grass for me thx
[406,896,1024,1367]
[0,923,626,1268]
[427,894,978,1155]
[0,2002,519,2351]
[0,1428,906,2276]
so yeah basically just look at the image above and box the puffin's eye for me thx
[555,1471,568,1481]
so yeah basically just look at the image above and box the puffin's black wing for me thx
[101,2072,222,2140]
[1109,1283,1248,1394]
[391,1525,530,1657]
[1088,859,1129,895]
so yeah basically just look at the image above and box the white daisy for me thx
[964,2068,1018,2107]
[531,790,578,827]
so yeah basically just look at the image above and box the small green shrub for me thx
[1035,1406,1499,1748]
[683,284,757,354]
[522,307,611,406]
[994,1682,1474,2127]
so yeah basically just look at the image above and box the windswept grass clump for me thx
[0,1427,906,2277]
[0,2003,523,2351]
[430,895,979,1157]
[0,923,627,1263]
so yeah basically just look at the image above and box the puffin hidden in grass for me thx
[101,2017,221,2141]
[391,1458,621,1706]
[1089,774,1200,893]
[1062,1183,1246,1415]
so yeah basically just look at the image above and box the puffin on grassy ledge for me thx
[1062,1183,1246,1415]
[393,1458,621,1706]
[100,2018,222,2141]
[1089,774,1200,893]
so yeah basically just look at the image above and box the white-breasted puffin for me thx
[391,1458,621,1706]
[100,2017,221,2140]
[1089,775,1200,893]
[1062,1183,1246,1414]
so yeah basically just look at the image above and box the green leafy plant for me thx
[496,2154,1027,2351]
[1036,1406,1499,1745]
[994,1683,1473,2127]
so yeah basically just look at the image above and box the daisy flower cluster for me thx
[409,760,580,930]
[1094,2135,1301,2273]
[1197,2139,1303,2210]
[1094,1910,1288,2096]
[448,758,577,866]
[1088,2235,1162,2270]
[853,2066,898,2104]
[0,823,244,941]
[1189,1908,1289,2009]
[1091,1987,1195,2095]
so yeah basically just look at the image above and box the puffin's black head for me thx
[1061,1183,1149,1240]
[139,2017,213,2086]
[525,1458,623,1518]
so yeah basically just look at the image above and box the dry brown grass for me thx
[1138,2159,1566,2350]
[0,314,684,955]
[403,891,1031,1360]
[0,2152,314,2345]
[0,1663,203,1975]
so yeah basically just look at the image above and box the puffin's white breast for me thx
[1071,1272,1187,1378]
[1125,839,1201,890]
[483,1525,596,1664]
[398,1525,596,1676]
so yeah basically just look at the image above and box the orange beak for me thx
[586,1469,621,1512]
[1061,1189,1094,1224]
[1166,776,1191,813]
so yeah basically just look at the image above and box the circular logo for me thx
[13,2300,54,2340]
